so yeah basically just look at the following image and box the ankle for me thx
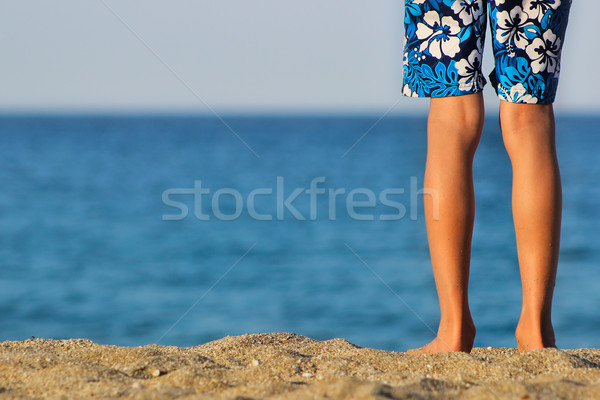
[436,317,476,351]
[516,316,556,352]
[439,314,476,335]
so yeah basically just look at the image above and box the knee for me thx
[500,101,555,150]
[428,94,484,152]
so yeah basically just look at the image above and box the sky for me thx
[0,0,598,115]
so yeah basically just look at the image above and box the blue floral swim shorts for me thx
[402,0,572,104]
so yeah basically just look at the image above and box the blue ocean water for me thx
[0,114,598,351]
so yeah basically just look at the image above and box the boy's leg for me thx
[499,101,561,352]
[402,0,487,353]
[411,92,484,354]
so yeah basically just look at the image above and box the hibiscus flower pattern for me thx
[403,0,572,104]
[451,0,485,25]
[456,43,485,90]
[525,28,561,74]
[522,0,562,21]
[416,11,462,59]
[495,6,531,50]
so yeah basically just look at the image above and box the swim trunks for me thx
[402,0,572,104]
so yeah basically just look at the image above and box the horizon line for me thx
[0,109,598,118]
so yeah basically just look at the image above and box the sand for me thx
[1,333,600,399]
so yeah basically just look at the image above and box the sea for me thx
[0,114,599,351]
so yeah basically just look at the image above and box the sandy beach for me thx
[1,332,600,399]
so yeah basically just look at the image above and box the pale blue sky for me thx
[0,0,597,114]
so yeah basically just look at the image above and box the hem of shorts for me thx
[495,91,555,105]
[401,85,485,99]
[488,67,558,104]
[402,89,483,99]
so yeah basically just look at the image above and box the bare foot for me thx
[407,321,476,354]
[515,318,556,353]
[407,337,471,354]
